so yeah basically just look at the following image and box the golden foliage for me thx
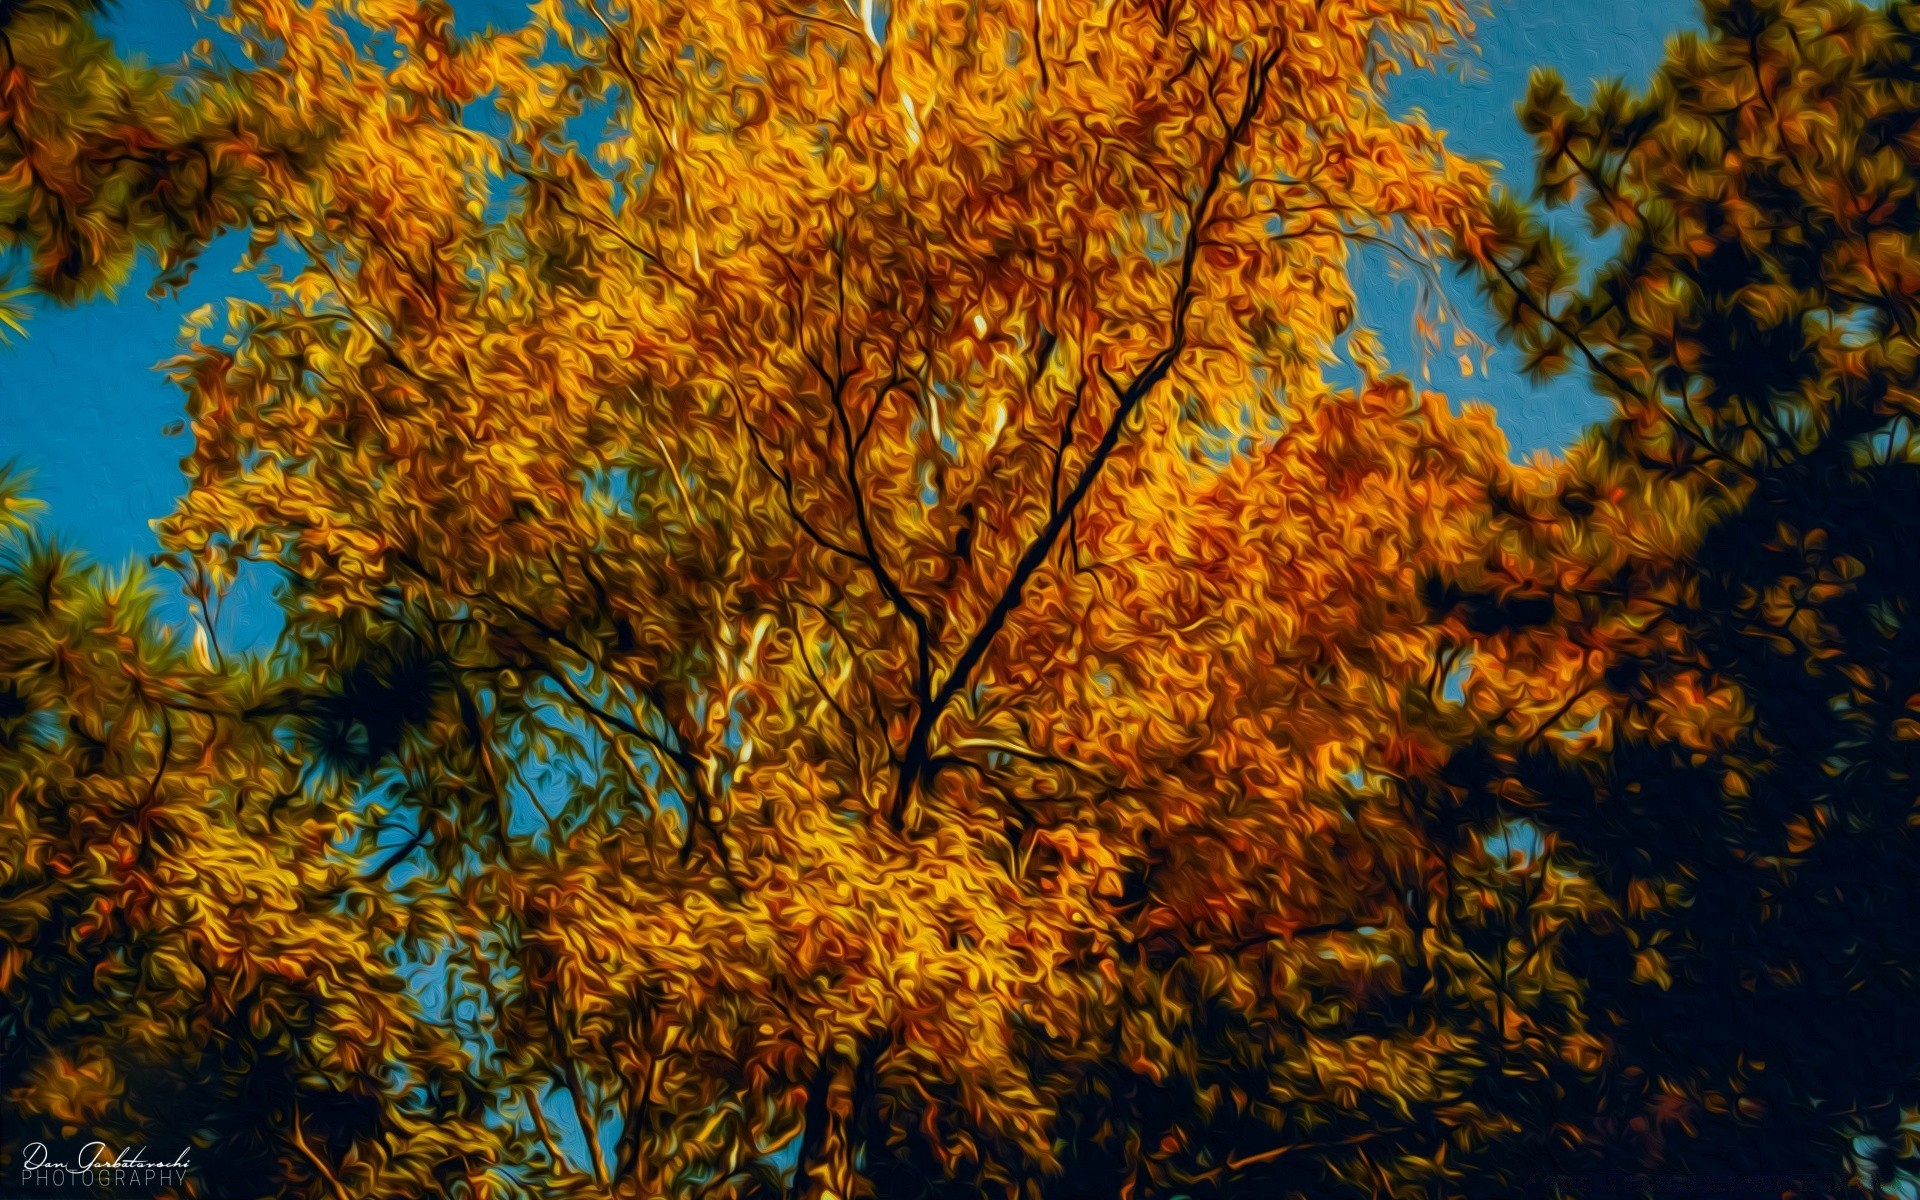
[7,0,1918,1195]
[129,0,1519,1192]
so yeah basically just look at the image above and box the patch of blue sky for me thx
[397,955,452,1033]
[1773,394,1818,446]
[1831,304,1882,348]
[391,930,521,1091]
[21,93,299,639]
[1860,416,1918,470]
[341,772,429,886]
[508,757,579,841]
[531,1080,620,1179]
[537,669,688,824]
[582,464,640,520]
[1557,710,1603,740]
[448,0,543,37]
[313,748,605,1169]
[767,1135,804,1180]
[1357,0,1703,454]
[1481,816,1546,872]
[837,0,894,44]
[1343,237,1616,455]
[463,89,521,157]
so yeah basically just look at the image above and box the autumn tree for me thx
[124,0,1555,1195]
[20,0,1920,1195]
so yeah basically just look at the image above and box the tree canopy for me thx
[3,0,1918,1197]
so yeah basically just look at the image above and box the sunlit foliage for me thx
[3,0,1919,1195]
[137,0,1512,1194]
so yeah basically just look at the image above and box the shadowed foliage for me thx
[1451,0,1920,1187]
[1,0,1918,1196]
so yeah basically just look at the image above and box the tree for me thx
[12,0,1920,1196]
[139,0,1537,1195]
[1448,0,1920,1187]
[0,466,513,1199]
[0,0,256,308]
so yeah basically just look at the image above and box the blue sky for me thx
[1,0,1699,639]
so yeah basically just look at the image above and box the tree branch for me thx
[887,45,1282,830]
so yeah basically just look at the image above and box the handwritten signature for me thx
[19,1142,192,1172]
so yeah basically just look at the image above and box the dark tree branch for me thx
[888,44,1284,830]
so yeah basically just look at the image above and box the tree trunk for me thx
[788,1030,892,1200]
